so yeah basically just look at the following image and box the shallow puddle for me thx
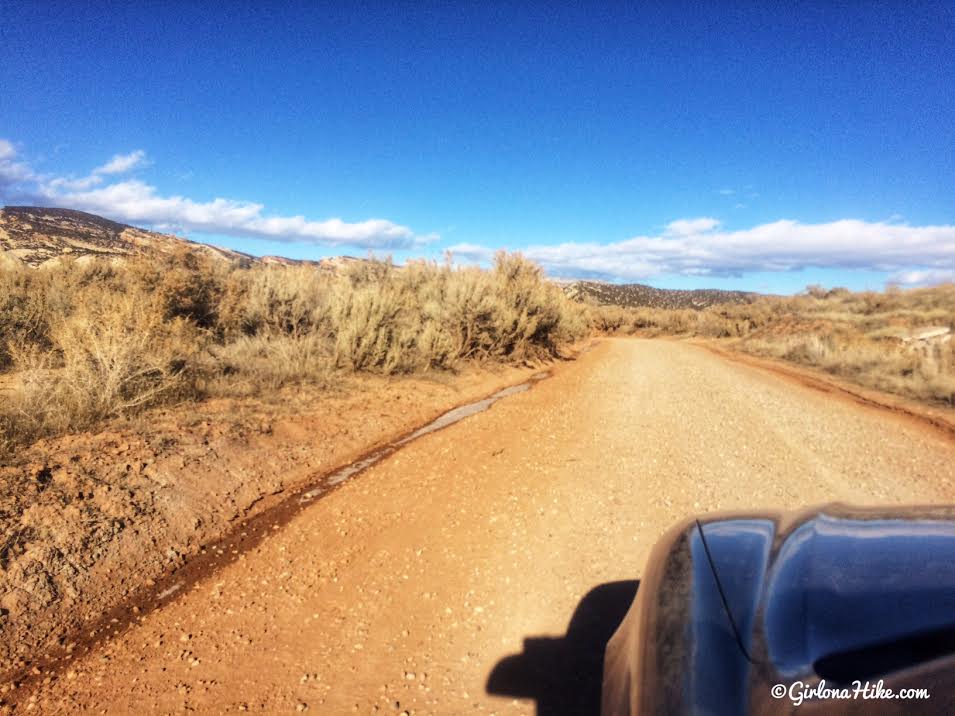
[3,367,556,701]
[300,371,548,501]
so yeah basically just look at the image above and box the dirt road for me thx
[17,339,955,714]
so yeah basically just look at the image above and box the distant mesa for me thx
[0,206,346,270]
[560,279,757,310]
[0,205,252,268]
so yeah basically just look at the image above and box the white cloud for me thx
[43,180,421,247]
[0,139,35,189]
[889,269,955,287]
[449,218,955,281]
[93,150,148,175]
[665,217,720,236]
[46,175,104,191]
[0,141,433,249]
[718,188,735,196]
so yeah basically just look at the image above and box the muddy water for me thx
[5,370,551,695]
[299,372,548,499]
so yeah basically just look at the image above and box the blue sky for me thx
[1,1,953,293]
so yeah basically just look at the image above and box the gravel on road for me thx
[17,338,955,714]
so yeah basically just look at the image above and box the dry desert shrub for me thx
[0,283,202,453]
[50,287,203,419]
[328,259,422,372]
[325,252,588,373]
[0,262,76,367]
[591,282,955,404]
[0,250,588,455]
[742,332,955,404]
[209,333,332,393]
[218,263,330,339]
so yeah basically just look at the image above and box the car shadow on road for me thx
[486,580,639,716]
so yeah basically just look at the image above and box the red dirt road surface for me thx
[14,339,955,714]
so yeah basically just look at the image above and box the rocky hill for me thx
[0,206,264,267]
[562,279,757,310]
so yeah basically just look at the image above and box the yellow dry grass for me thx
[591,284,955,405]
[0,251,589,455]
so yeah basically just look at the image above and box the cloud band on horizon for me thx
[0,141,433,249]
[448,217,955,286]
[3,139,955,285]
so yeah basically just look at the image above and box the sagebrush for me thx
[0,251,589,454]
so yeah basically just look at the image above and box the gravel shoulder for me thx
[9,338,955,714]
[0,361,543,689]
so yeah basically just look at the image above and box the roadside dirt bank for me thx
[0,355,573,688]
[12,338,955,715]
[692,338,955,442]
